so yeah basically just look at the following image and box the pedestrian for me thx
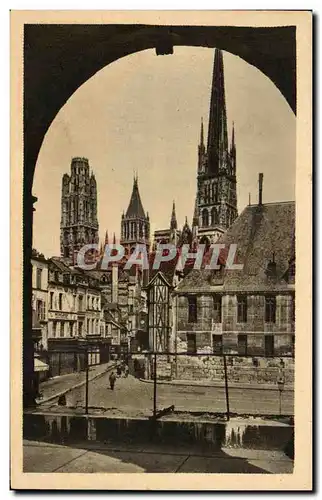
[109,371,116,390]
[124,364,129,378]
[116,364,122,377]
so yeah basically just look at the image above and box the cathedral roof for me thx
[125,177,146,218]
[176,201,295,293]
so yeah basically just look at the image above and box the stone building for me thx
[153,201,181,248]
[60,157,99,262]
[175,193,295,358]
[47,258,104,375]
[31,250,49,350]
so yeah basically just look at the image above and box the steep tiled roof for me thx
[176,201,295,293]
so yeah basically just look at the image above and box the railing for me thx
[37,348,294,422]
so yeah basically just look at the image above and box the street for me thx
[43,372,294,417]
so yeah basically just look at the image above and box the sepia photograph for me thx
[10,10,312,490]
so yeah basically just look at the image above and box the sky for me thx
[33,46,296,258]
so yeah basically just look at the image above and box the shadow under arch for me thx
[23,23,296,407]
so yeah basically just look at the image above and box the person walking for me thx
[109,371,116,390]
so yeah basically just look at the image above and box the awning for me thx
[34,357,49,372]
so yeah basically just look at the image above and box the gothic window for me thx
[211,207,218,226]
[237,295,247,323]
[213,296,222,323]
[202,209,209,227]
[36,268,42,289]
[188,296,197,323]
[265,295,276,323]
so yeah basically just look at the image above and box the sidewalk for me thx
[23,439,293,474]
[38,362,115,404]
[139,377,294,391]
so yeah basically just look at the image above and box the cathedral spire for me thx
[104,230,109,245]
[170,201,177,230]
[200,117,204,146]
[207,48,229,174]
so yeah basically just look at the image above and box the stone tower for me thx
[120,175,150,254]
[194,49,238,244]
[60,157,99,262]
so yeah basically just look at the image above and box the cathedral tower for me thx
[120,175,150,254]
[60,157,99,262]
[195,49,238,244]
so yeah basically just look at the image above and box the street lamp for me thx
[277,375,285,415]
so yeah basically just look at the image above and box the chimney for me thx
[258,173,263,205]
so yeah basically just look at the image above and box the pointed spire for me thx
[113,232,116,245]
[104,230,109,245]
[200,117,204,146]
[125,176,146,218]
[170,200,177,230]
[207,48,229,174]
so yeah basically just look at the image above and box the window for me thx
[36,300,45,321]
[52,321,57,337]
[58,293,63,311]
[213,334,223,355]
[78,295,83,312]
[129,304,134,314]
[187,333,196,354]
[188,296,197,323]
[78,321,83,336]
[238,334,248,355]
[49,292,54,310]
[213,296,222,323]
[70,322,74,337]
[202,209,209,227]
[265,295,276,323]
[265,335,274,356]
[291,295,295,322]
[60,321,64,337]
[36,268,42,289]
[237,295,247,323]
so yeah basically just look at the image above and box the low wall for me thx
[148,355,294,385]
[23,412,294,453]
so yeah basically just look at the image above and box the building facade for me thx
[60,157,99,262]
[175,196,295,358]
[31,250,49,350]
[47,258,104,374]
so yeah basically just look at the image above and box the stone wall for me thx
[154,354,294,385]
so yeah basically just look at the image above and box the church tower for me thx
[195,49,238,244]
[60,157,99,262]
[120,175,150,254]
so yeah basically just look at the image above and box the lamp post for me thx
[277,375,285,415]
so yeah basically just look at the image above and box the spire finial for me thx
[105,230,109,245]
[200,117,204,146]
[170,200,177,230]
[113,232,116,245]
